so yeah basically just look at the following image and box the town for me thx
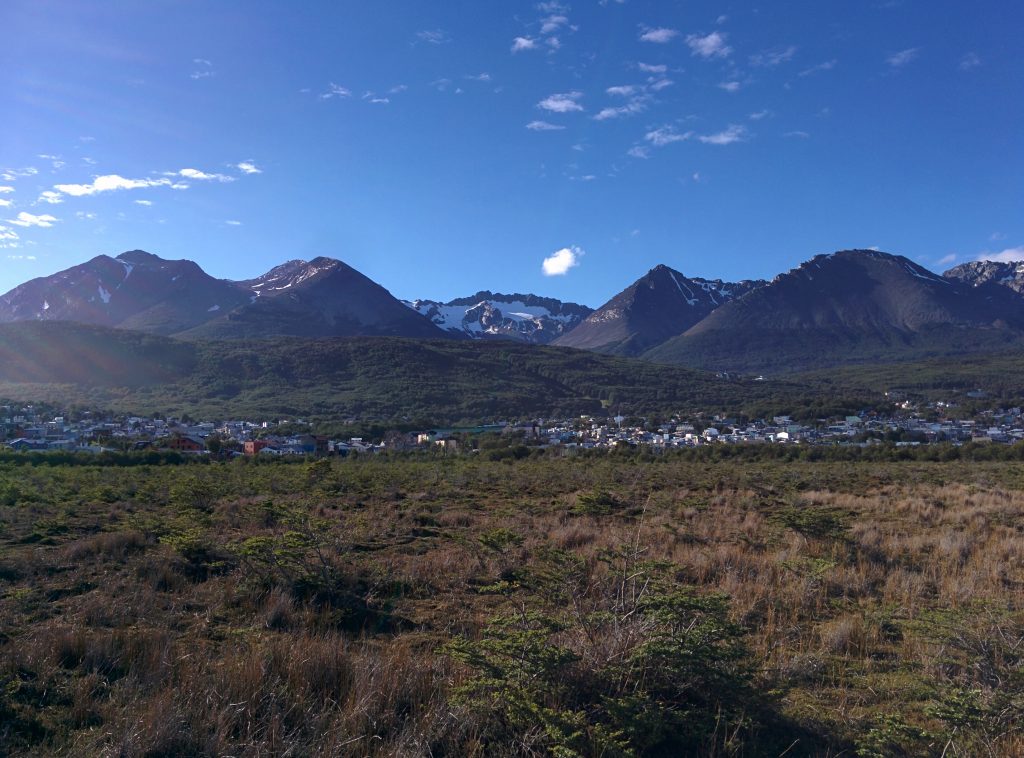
[3,395,1023,456]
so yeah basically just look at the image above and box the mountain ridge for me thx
[552,264,766,356]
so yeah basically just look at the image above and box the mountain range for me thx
[2,248,1024,375]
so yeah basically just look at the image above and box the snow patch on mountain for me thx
[403,292,592,344]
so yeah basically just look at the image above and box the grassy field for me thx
[2,453,1023,756]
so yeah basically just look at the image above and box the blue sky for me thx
[1,0,1021,307]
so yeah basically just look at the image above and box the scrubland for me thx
[1,453,1023,756]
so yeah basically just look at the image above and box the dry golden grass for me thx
[1,457,1023,755]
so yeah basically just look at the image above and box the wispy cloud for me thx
[226,220,242,226]
[237,161,262,175]
[540,14,569,34]
[750,45,797,67]
[0,167,38,181]
[416,29,450,45]
[686,32,731,59]
[627,146,650,159]
[977,246,1024,263]
[0,186,12,194]
[606,85,638,97]
[887,48,919,67]
[537,91,584,113]
[9,212,57,228]
[718,81,741,93]
[594,100,649,120]
[320,82,352,99]
[526,120,566,131]
[190,58,213,80]
[645,126,692,146]
[698,124,748,145]
[0,199,11,208]
[749,110,772,120]
[55,175,172,197]
[639,27,679,44]
[512,36,538,52]
[542,246,583,276]
[798,59,836,77]
[783,130,810,139]
[37,191,63,204]
[174,168,234,182]
[636,62,667,73]
[959,52,981,71]
[937,253,957,267]
[133,199,153,206]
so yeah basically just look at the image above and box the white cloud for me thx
[75,211,97,220]
[320,82,352,99]
[237,161,262,175]
[176,168,234,182]
[783,130,810,139]
[0,167,38,181]
[627,146,650,159]
[749,110,772,120]
[465,73,492,82]
[799,59,836,77]
[698,124,748,145]
[512,36,538,52]
[959,52,981,71]
[537,91,584,113]
[648,77,673,91]
[540,15,568,34]
[389,84,409,94]
[0,186,12,193]
[542,246,583,276]
[686,32,731,59]
[134,199,153,206]
[38,191,63,204]
[645,126,692,146]
[637,62,667,73]
[0,225,18,240]
[9,212,57,228]
[226,220,242,226]
[416,29,450,44]
[0,199,11,208]
[640,27,679,44]
[977,247,1024,263]
[887,48,919,67]
[937,253,957,267]
[750,46,797,67]
[190,60,213,81]
[606,85,638,97]
[54,175,170,197]
[594,97,649,121]
[526,120,566,131]
[718,81,741,92]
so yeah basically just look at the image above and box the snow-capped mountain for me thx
[0,250,251,335]
[404,291,592,344]
[0,252,449,340]
[944,259,1024,295]
[645,249,1024,371]
[182,257,449,340]
[553,264,765,356]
